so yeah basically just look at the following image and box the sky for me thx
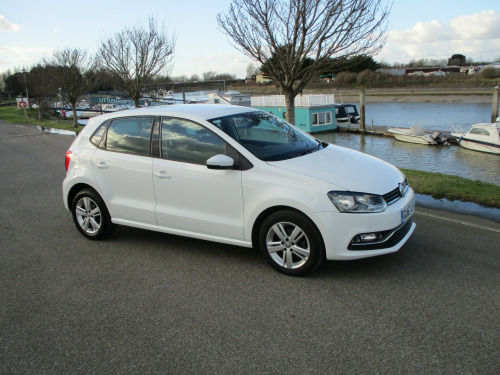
[1,0,499,78]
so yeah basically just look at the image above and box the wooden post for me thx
[492,86,499,123]
[359,89,366,131]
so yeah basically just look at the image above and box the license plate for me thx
[401,199,415,224]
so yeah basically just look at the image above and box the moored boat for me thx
[451,123,500,154]
[334,104,360,124]
[388,126,446,145]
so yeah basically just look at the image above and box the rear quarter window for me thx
[104,117,154,156]
[90,122,108,148]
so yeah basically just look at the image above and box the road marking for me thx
[415,210,500,233]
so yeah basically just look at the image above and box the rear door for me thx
[92,116,157,225]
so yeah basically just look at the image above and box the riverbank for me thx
[236,86,496,104]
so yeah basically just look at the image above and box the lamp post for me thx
[21,69,29,121]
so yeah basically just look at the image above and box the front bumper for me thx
[313,188,416,260]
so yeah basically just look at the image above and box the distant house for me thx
[251,94,337,133]
[256,73,273,84]
[405,66,460,75]
[320,74,336,82]
[206,91,252,107]
[377,68,406,76]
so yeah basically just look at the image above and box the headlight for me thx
[328,191,387,213]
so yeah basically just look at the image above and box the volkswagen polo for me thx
[63,104,415,275]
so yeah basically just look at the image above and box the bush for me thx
[357,69,375,84]
[335,71,357,85]
[480,67,500,79]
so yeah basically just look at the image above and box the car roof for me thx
[93,104,257,123]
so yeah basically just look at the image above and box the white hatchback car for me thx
[63,104,415,275]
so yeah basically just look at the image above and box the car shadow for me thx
[106,226,428,280]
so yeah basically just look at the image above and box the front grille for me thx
[382,187,402,205]
[382,179,409,205]
[348,218,414,251]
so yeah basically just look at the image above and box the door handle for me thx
[154,171,171,179]
[96,162,108,169]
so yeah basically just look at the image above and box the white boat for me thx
[451,123,500,154]
[388,126,443,145]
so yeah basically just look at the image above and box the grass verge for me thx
[0,105,81,133]
[402,169,500,209]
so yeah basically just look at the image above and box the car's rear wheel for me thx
[72,189,114,240]
[259,210,324,276]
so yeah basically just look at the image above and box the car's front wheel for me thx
[71,189,114,240]
[259,210,324,276]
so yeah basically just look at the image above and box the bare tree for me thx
[203,71,218,81]
[246,62,260,78]
[27,64,58,121]
[218,0,391,125]
[96,17,175,107]
[47,48,94,127]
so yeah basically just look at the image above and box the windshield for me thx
[208,111,325,161]
[345,106,358,114]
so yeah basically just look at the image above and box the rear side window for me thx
[105,117,154,156]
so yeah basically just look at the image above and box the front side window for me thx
[105,117,154,156]
[161,118,227,164]
[209,111,323,161]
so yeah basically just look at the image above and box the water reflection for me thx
[316,132,500,185]
[36,126,77,137]
[364,102,493,131]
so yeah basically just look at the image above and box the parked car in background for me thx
[63,104,415,275]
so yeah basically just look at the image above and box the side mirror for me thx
[206,154,235,170]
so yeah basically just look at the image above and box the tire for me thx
[71,189,114,240]
[259,210,324,276]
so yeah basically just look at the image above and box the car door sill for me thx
[112,218,252,248]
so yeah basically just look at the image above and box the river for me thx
[362,101,494,131]
[315,131,499,185]
[313,101,499,186]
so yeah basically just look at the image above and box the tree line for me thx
[1,17,174,127]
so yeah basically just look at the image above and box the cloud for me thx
[173,53,251,78]
[389,10,500,43]
[389,20,453,44]
[451,10,500,40]
[379,10,500,63]
[0,46,55,72]
[0,15,20,32]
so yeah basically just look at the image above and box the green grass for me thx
[402,169,500,208]
[0,105,81,133]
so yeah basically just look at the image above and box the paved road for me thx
[1,121,499,374]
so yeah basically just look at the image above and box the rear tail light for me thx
[65,150,72,171]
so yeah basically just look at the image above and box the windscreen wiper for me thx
[300,142,323,156]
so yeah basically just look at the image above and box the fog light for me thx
[360,233,378,242]
[352,232,383,244]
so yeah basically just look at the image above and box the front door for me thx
[153,117,244,240]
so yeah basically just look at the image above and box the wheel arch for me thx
[251,205,325,252]
[67,183,101,211]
